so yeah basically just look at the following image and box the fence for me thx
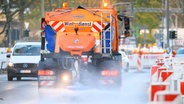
[128,52,165,70]
[148,55,184,104]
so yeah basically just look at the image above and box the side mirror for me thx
[6,54,11,58]
[117,15,123,21]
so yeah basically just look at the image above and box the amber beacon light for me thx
[63,2,68,8]
[103,2,108,8]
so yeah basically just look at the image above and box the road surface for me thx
[0,69,150,104]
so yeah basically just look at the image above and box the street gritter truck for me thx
[37,2,130,89]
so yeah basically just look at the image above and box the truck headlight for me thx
[8,62,14,67]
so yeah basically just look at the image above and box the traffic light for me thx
[24,29,30,37]
[124,30,130,37]
[5,29,8,37]
[124,17,130,30]
[169,31,177,39]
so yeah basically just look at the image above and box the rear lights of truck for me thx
[101,70,119,77]
[81,55,88,63]
[38,70,55,76]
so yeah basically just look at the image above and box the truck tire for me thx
[8,75,13,81]
[17,77,21,81]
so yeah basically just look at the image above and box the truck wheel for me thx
[8,75,13,81]
[17,77,21,81]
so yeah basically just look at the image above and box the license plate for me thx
[38,76,56,80]
[20,70,31,73]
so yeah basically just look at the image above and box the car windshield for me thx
[177,48,184,54]
[13,44,41,56]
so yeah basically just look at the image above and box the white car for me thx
[176,47,184,57]
[119,50,129,72]
[6,42,41,81]
[174,47,184,62]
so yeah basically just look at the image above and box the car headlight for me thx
[8,62,14,67]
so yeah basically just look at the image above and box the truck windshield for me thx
[13,44,41,56]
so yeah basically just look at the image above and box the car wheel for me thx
[8,75,13,81]
[17,77,21,81]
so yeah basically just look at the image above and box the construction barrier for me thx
[154,91,181,104]
[159,70,173,82]
[142,54,164,69]
[181,81,184,103]
[150,65,161,83]
[137,53,142,71]
[150,82,169,101]
[181,81,184,95]
[157,67,167,81]
[148,55,184,104]
[128,52,165,70]
[128,54,138,69]
[0,48,9,70]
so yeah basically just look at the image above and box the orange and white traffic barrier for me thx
[128,54,138,69]
[137,52,142,71]
[150,82,170,102]
[155,57,166,66]
[169,77,183,93]
[142,54,150,68]
[128,52,165,69]
[157,61,165,66]
[151,65,161,83]
[142,53,165,68]
[180,81,184,95]
[157,67,167,81]
[154,91,181,104]
[159,70,173,82]
[181,81,184,103]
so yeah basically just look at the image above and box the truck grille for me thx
[14,63,37,69]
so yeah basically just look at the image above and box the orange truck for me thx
[37,3,129,88]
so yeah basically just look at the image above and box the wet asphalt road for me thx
[0,69,150,104]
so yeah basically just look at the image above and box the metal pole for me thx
[162,0,164,9]
[172,39,173,50]
[144,26,146,45]
[6,0,11,47]
[41,0,44,17]
[166,0,170,48]
[41,0,45,62]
